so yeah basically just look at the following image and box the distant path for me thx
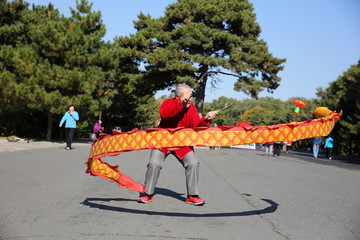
[0,139,91,153]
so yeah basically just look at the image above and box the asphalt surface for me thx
[1,140,359,240]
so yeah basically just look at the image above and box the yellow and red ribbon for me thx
[85,112,342,192]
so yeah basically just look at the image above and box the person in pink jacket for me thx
[93,120,104,138]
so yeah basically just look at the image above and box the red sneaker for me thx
[185,195,205,206]
[138,194,153,203]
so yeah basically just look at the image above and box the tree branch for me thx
[208,70,241,78]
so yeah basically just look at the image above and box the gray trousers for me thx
[265,145,273,156]
[144,149,200,196]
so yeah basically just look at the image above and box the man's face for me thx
[180,88,193,108]
[69,106,74,112]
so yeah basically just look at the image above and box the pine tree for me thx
[34,0,115,139]
[118,0,286,115]
[0,0,35,113]
[0,0,116,139]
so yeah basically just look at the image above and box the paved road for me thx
[0,141,359,240]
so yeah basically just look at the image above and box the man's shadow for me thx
[81,188,278,217]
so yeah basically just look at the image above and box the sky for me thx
[25,0,360,102]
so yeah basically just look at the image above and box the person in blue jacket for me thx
[324,135,334,159]
[59,104,79,150]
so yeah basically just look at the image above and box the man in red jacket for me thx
[138,84,218,205]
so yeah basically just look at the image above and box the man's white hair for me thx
[175,83,191,96]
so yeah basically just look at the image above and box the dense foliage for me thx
[0,0,115,139]
[316,61,360,156]
[203,96,319,127]
[0,0,157,138]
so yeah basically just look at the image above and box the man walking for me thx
[59,104,79,150]
[324,136,334,159]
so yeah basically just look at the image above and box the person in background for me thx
[59,104,79,150]
[93,120,104,138]
[324,135,334,160]
[313,137,322,158]
[210,123,219,150]
[273,142,282,157]
[138,84,218,206]
[264,142,274,156]
[282,142,287,153]
[286,141,292,153]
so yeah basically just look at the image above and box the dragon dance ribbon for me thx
[85,112,342,192]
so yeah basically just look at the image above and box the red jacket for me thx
[158,97,210,159]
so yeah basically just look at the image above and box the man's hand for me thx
[59,124,62,127]
[205,111,218,120]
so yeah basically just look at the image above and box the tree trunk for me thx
[195,83,206,116]
[46,112,53,141]
[194,67,208,116]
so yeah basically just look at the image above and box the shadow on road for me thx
[81,188,278,218]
